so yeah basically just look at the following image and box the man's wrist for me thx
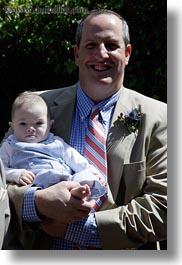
[34,188,47,219]
[23,187,45,222]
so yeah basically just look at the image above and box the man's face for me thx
[74,13,132,102]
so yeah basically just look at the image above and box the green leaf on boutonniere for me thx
[118,107,142,133]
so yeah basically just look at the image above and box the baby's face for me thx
[10,104,52,143]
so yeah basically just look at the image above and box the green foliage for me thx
[0,0,166,139]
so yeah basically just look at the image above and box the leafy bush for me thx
[0,0,166,139]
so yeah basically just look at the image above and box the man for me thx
[0,159,10,249]
[5,9,167,249]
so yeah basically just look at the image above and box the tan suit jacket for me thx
[6,84,167,249]
[0,159,10,249]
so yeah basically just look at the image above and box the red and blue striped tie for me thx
[84,108,107,210]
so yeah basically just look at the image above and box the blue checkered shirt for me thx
[23,83,121,249]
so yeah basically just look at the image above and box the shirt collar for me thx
[77,82,122,120]
[77,83,95,120]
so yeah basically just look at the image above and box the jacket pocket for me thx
[116,159,146,205]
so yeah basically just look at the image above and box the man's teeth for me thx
[94,65,109,71]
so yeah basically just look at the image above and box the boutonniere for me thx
[118,107,142,133]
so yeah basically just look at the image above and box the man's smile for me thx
[90,63,112,72]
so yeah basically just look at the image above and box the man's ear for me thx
[125,44,132,66]
[74,45,79,66]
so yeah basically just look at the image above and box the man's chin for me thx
[97,77,112,85]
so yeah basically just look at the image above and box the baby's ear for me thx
[50,120,54,127]
[8,121,13,128]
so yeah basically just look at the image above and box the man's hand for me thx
[35,181,95,223]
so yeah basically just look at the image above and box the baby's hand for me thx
[19,170,35,186]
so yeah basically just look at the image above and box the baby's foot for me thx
[71,184,91,200]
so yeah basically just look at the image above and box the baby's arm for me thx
[94,173,107,187]
[0,139,35,185]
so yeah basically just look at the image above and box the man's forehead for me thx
[84,13,122,25]
[81,14,123,40]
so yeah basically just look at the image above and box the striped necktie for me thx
[84,108,107,210]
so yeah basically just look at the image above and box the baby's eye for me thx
[19,122,26,126]
[36,122,43,126]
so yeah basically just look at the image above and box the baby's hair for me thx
[11,91,52,120]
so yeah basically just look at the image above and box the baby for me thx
[0,91,107,200]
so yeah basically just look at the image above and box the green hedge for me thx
[0,0,166,139]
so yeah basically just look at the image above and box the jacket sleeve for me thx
[0,159,10,248]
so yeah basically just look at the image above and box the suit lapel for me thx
[50,85,77,143]
[106,87,138,199]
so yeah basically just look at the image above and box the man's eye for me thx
[86,43,96,49]
[19,122,26,126]
[105,43,118,51]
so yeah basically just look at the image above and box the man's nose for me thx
[95,43,109,59]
